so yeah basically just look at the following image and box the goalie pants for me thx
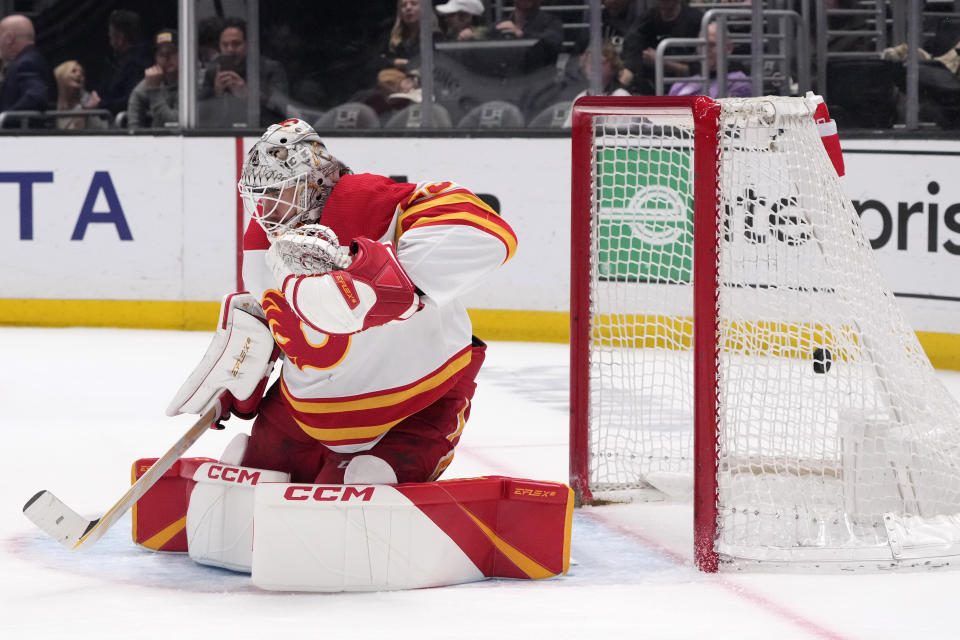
[240,339,486,484]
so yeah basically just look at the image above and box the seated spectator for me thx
[127,29,179,129]
[621,0,703,95]
[361,67,422,117]
[574,0,642,54]
[0,14,52,123]
[563,44,631,126]
[492,0,563,69]
[197,16,225,83]
[350,0,435,119]
[881,21,960,130]
[199,17,289,127]
[668,22,750,98]
[381,0,438,71]
[100,9,152,116]
[53,60,107,129]
[437,0,488,42]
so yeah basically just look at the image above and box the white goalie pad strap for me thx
[186,462,289,573]
[165,294,276,417]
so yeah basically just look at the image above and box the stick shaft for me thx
[23,406,218,550]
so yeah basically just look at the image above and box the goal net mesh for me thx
[583,96,960,564]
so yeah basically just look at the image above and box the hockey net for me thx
[569,95,960,570]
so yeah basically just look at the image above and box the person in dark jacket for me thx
[0,14,53,119]
[492,0,564,69]
[198,17,290,127]
[621,0,703,95]
[99,9,152,116]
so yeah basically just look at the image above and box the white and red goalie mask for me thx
[238,119,352,240]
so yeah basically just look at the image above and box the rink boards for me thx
[0,134,958,366]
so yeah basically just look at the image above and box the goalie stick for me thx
[22,405,218,550]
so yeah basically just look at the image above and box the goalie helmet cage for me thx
[569,95,960,572]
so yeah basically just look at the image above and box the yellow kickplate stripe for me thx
[0,299,220,331]
[459,505,556,580]
[141,516,187,550]
[562,486,574,575]
[467,309,568,343]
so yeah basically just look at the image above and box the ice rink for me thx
[4,326,960,639]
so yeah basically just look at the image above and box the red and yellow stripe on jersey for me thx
[395,182,517,262]
[279,345,473,449]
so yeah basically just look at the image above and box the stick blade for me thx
[23,490,96,550]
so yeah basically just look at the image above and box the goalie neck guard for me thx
[238,119,352,240]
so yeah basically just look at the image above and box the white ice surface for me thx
[3,327,960,639]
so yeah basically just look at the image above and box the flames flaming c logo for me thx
[262,289,350,370]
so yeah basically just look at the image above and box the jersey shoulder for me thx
[321,174,417,243]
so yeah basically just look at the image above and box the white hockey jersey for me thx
[242,173,517,452]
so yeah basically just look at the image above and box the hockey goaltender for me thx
[153,119,571,590]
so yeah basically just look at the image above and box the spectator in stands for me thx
[621,0,703,95]
[668,21,750,98]
[381,0,438,71]
[352,66,422,118]
[437,0,488,42]
[563,43,631,126]
[100,9,152,116]
[53,60,107,129]
[575,0,642,54]
[197,16,225,84]
[354,0,436,119]
[199,17,289,127]
[0,14,52,122]
[492,0,564,68]
[882,17,960,130]
[128,28,179,129]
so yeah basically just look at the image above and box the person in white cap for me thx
[436,0,488,42]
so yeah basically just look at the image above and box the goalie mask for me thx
[238,119,352,239]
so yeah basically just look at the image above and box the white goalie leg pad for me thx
[251,483,485,591]
[186,462,289,573]
[166,293,277,417]
[343,455,397,484]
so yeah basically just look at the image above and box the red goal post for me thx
[570,95,960,572]
[570,96,722,570]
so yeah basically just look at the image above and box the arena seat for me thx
[314,102,380,130]
[384,104,452,129]
[527,101,572,128]
[285,103,325,126]
[456,101,526,129]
